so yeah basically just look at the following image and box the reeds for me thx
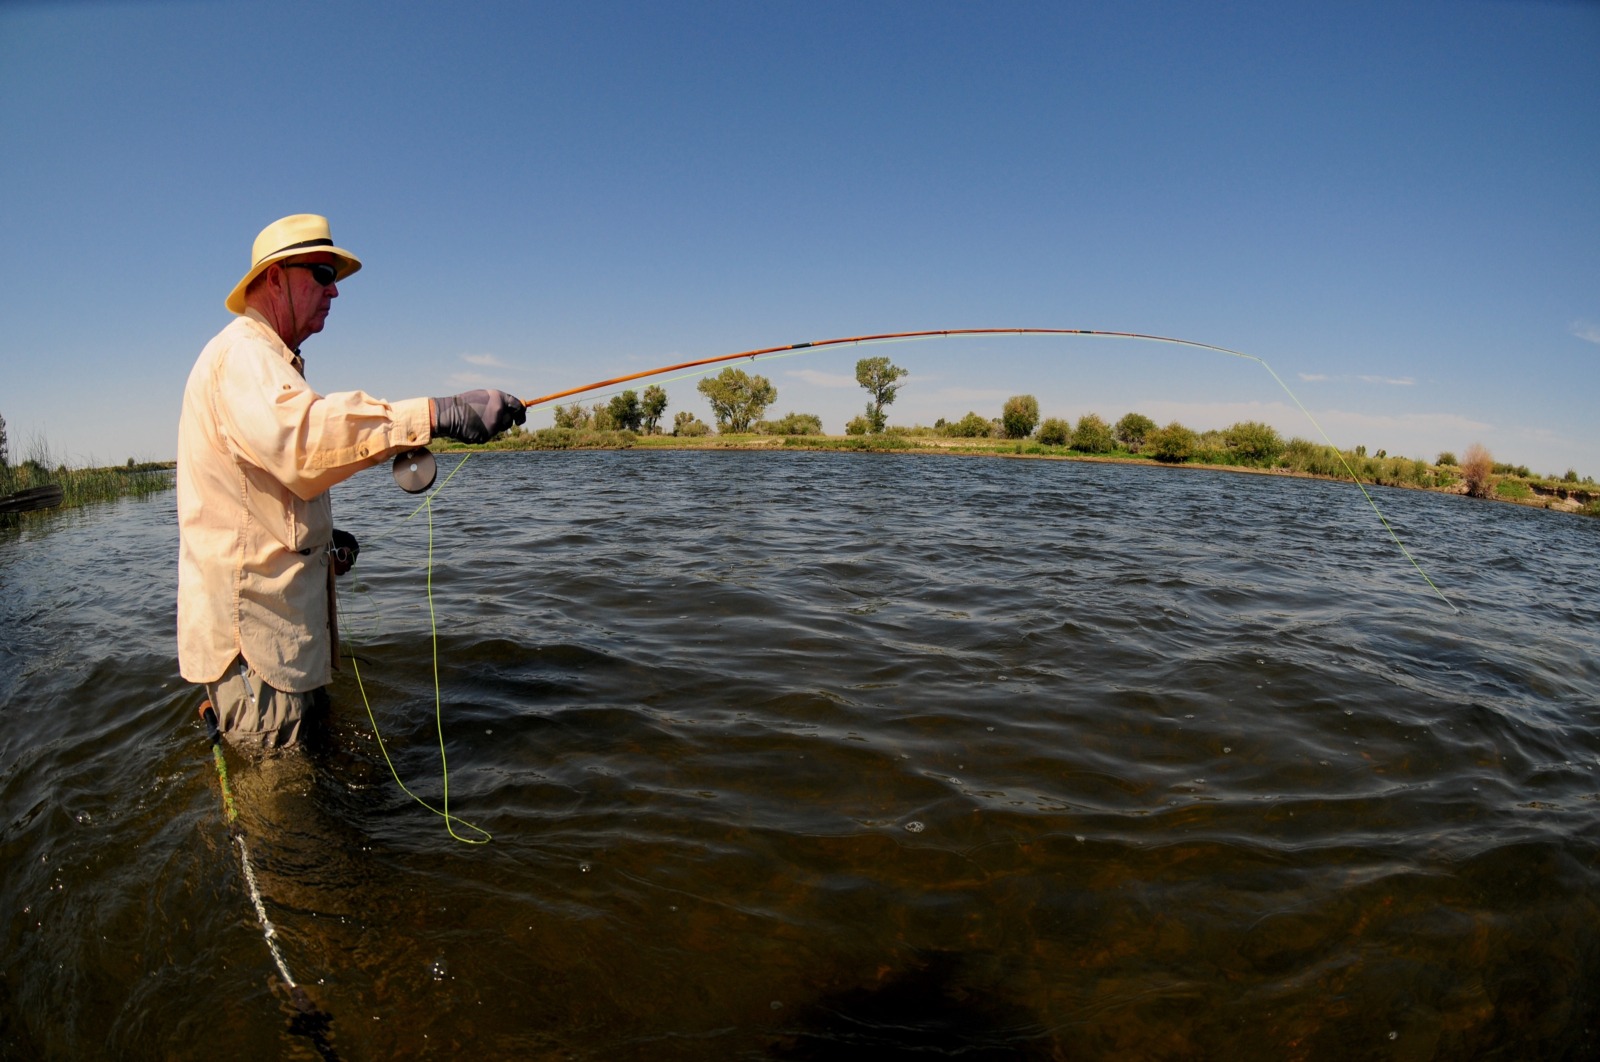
[0,438,172,523]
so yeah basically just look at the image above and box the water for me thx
[3,451,1598,1060]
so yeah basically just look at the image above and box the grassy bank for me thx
[0,445,173,524]
[438,427,1600,517]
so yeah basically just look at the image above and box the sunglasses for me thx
[284,261,339,286]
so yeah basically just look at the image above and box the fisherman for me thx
[177,213,525,747]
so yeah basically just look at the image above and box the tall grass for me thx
[0,438,172,520]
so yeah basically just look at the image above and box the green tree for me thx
[1222,420,1284,464]
[641,385,668,434]
[1071,413,1115,453]
[1436,451,1457,467]
[1037,417,1070,446]
[1115,412,1156,452]
[697,368,777,433]
[608,390,643,432]
[1147,422,1198,463]
[1000,395,1039,439]
[855,356,909,434]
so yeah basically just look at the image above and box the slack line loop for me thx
[350,453,492,844]
[519,328,1457,613]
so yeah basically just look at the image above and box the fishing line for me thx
[198,703,339,1060]
[346,452,491,843]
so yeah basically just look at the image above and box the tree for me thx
[1000,395,1039,439]
[0,410,7,468]
[1071,413,1115,453]
[1115,412,1156,452]
[855,357,909,434]
[607,390,643,432]
[1461,442,1495,498]
[697,368,776,433]
[1222,420,1284,464]
[641,385,668,434]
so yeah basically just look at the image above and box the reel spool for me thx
[392,448,437,494]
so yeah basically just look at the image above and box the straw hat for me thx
[225,214,362,313]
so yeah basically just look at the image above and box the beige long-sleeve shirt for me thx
[177,310,431,690]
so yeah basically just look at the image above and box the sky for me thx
[2,0,1596,476]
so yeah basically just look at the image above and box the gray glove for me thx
[431,390,527,444]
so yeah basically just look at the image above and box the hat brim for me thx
[225,247,361,314]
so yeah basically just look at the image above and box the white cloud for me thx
[1570,321,1600,345]
[1297,371,1413,386]
[787,368,859,388]
[461,352,511,368]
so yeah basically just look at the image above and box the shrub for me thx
[944,412,994,438]
[1461,443,1494,498]
[1115,412,1156,453]
[844,414,871,436]
[1147,422,1198,463]
[1000,395,1040,439]
[672,411,711,437]
[1223,420,1284,464]
[1037,417,1070,446]
[1071,413,1116,453]
[757,412,824,436]
[1436,451,1457,466]
[552,403,590,429]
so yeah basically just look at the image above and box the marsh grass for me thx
[0,440,172,524]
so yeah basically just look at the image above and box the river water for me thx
[2,450,1597,1061]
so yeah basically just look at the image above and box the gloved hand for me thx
[331,528,360,576]
[431,390,527,445]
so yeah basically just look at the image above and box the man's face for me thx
[281,251,339,338]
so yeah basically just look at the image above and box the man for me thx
[177,213,525,746]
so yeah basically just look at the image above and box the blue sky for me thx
[3,0,1596,476]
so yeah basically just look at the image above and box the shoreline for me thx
[439,434,1599,519]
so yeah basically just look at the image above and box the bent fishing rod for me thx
[387,326,1456,611]
[389,329,1242,492]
